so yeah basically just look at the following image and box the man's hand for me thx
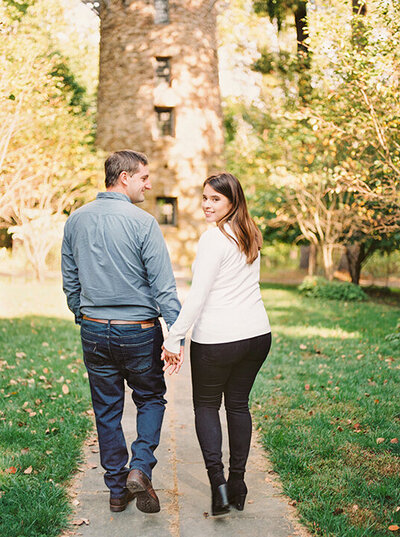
[161,345,184,375]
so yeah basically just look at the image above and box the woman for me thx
[162,172,271,516]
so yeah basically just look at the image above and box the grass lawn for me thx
[253,283,400,537]
[0,316,92,537]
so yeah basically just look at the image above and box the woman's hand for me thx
[161,345,184,375]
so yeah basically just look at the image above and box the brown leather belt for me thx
[82,315,156,328]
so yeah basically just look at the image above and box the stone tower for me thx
[96,0,224,265]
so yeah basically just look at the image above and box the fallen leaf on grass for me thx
[390,438,398,444]
[304,384,310,391]
[5,467,17,474]
[62,384,69,395]
[388,525,399,532]
[376,438,385,444]
[42,342,49,347]
[299,344,307,350]
[21,448,29,455]
[23,466,33,475]
[16,352,26,359]
[333,507,344,515]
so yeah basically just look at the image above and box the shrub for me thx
[298,276,368,301]
[385,322,400,346]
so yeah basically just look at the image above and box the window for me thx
[155,57,171,85]
[156,197,177,226]
[154,0,169,24]
[155,107,174,137]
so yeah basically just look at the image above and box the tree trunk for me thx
[294,1,310,100]
[345,243,365,285]
[308,243,317,276]
[300,245,309,269]
[322,244,334,281]
[294,2,308,56]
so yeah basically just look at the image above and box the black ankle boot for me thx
[211,483,230,516]
[227,473,247,511]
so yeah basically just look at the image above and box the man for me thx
[62,150,182,513]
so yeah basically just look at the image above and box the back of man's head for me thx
[105,150,148,188]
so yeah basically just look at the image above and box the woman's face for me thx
[202,183,232,224]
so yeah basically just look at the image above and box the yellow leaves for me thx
[388,525,399,532]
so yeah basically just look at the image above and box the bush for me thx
[385,322,400,346]
[298,276,368,301]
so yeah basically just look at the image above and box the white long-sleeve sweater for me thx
[163,225,271,354]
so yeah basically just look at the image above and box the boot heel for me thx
[211,483,230,516]
[218,484,229,508]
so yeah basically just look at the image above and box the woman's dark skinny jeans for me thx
[190,332,272,484]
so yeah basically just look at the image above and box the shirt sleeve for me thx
[141,219,181,329]
[61,224,82,325]
[163,229,225,354]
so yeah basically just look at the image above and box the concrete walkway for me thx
[67,279,309,537]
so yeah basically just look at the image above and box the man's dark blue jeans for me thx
[80,318,166,498]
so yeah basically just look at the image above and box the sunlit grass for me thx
[0,316,92,537]
[253,284,400,537]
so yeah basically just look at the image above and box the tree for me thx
[229,0,400,282]
[0,0,102,280]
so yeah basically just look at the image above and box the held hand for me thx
[161,345,184,375]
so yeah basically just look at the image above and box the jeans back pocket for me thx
[117,337,154,374]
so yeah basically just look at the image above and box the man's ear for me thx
[119,171,128,186]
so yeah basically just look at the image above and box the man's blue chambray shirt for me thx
[61,191,181,328]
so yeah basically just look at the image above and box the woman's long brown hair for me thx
[204,172,262,264]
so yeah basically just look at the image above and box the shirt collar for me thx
[97,191,131,203]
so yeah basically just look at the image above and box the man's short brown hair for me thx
[104,150,148,188]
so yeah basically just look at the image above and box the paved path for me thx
[68,279,308,537]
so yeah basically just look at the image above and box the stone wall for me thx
[97,0,224,265]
